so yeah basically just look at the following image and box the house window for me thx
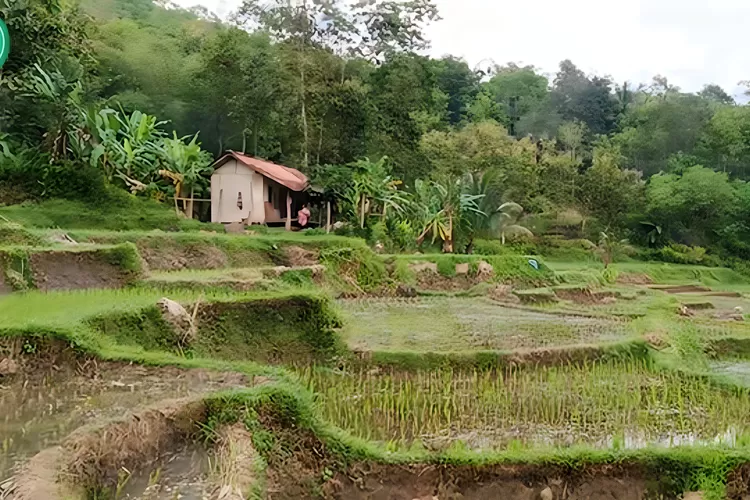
[237,192,243,210]
[267,185,273,204]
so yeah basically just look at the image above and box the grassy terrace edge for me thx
[4,296,750,498]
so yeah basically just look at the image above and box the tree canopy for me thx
[4,0,750,258]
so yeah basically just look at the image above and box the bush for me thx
[0,152,110,204]
[0,222,43,246]
[320,246,387,291]
[385,219,416,252]
[656,244,707,265]
[473,239,535,256]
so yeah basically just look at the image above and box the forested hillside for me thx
[4,0,750,265]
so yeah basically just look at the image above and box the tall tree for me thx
[236,0,439,167]
[483,64,549,134]
[615,93,713,176]
[580,139,644,228]
[0,0,92,147]
[698,106,750,178]
[550,60,618,136]
[431,56,480,125]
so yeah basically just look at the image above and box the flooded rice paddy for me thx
[339,297,633,352]
[0,364,247,482]
[300,359,750,451]
[116,444,213,500]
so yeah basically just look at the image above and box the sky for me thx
[173,0,750,100]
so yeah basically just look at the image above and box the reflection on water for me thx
[710,360,750,386]
[0,365,246,481]
[433,425,743,452]
[118,444,213,500]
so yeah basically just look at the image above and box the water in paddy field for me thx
[302,360,750,452]
[709,359,750,385]
[0,364,246,483]
[116,444,214,500]
[340,297,632,352]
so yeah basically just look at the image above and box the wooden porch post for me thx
[285,191,292,231]
[326,201,331,233]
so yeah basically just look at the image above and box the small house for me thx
[210,152,308,228]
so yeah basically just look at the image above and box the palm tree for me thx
[461,172,532,250]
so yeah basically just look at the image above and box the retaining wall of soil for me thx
[69,232,362,271]
[387,254,554,292]
[329,463,654,500]
[0,243,142,292]
[91,294,344,365]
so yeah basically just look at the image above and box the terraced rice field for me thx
[301,359,750,450]
[339,297,633,352]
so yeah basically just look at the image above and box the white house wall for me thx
[211,160,254,223]
[210,159,277,224]
[248,170,266,224]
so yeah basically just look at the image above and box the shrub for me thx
[0,222,42,246]
[370,220,388,246]
[657,244,707,265]
[435,256,457,277]
[320,246,387,291]
[0,153,110,204]
[473,239,534,256]
[0,197,212,231]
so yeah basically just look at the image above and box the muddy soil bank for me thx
[135,241,317,272]
[30,251,129,291]
[0,336,88,377]
[327,463,655,500]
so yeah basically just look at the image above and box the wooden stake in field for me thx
[285,191,292,231]
[326,201,331,233]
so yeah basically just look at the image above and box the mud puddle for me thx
[710,359,750,385]
[117,443,214,500]
[0,364,247,482]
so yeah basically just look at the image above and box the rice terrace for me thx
[6,0,750,499]
[2,213,750,500]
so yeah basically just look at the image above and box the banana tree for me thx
[414,177,485,253]
[461,172,500,253]
[346,156,408,228]
[156,132,213,216]
[21,64,83,160]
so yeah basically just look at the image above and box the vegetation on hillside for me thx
[3,0,750,267]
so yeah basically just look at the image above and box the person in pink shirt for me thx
[298,204,311,228]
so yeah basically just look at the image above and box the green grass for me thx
[547,260,750,289]
[201,385,750,498]
[84,291,343,364]
[145,268,265,283]
[65,228,365,249]
[387,254,553,279]
[6,252,750,496]
[0,284,344,366]
[0,198,217,231]
[338,297,634,352]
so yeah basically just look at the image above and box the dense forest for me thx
[4,0,750,266]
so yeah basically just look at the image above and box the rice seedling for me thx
[339,297,633,352]
[300,359,750,450]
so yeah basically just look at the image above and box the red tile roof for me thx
[213,151,308,191]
